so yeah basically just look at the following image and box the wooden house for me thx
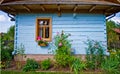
[0,0,120,61]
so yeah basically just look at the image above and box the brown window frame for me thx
[36,17,52,42]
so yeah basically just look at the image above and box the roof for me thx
[0,0,120,16]
[113,28,120,34]
[0,0,120,5]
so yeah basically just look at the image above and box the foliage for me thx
[101,55,120,74]
[7,25,15,40]
[1,42,13,62]
[1,49,12,61]
[0,61,11,69]
[106,20,120,47]
[108,48,120,62]
[41,58,51,70]
[23,59,39,72]
[71,57,86,74]
[102,48,120,73]
[85,39,105,70]
[1,49,12,68]
[106,20,120,73]
[1,25,15,51]
[0,62,5,69]
[0,26,15,69]
[54,31,72,67]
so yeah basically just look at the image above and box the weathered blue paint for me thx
[14,13,107,54]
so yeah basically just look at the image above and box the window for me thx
[36,18,52,41]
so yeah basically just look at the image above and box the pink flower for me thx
[58,42,62,47]
[37,36,42,41]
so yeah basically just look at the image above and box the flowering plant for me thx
[37,36,48,46]
[54,31,71,48]
[54,31,73,67]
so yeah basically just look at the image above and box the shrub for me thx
[101,56,120,73]
[85,39,105,70]
[1,49,12,61]
[54,31,72,67]
[101,48,120,73]
[108,48,120,63]
[23,59,39,72]
[41,58,51,70]
[1,49,12,68]
[71,57,86,74]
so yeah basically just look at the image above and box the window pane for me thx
[45,27,49,38]
[47,20,49,25]
[39,20,44,25]
[39,28,44,38]
[44,21,48,25]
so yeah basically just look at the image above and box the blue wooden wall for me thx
[14,13,107,54]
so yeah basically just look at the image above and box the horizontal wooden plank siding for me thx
[15,13,107,54]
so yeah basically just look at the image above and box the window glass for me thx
[45,27,49,38]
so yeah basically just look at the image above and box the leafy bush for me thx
[41,58,51,70]
[0,26,15,69]
[101,56,120,73]
[1,26,15,60]
[23,59,39,72]
[108,48,120,63]
[54,31,72,67]
[1,49,12,61]
[1,49,12,68]
[71,57,86,74]
[101,48,120,73]
[85,39,105,70]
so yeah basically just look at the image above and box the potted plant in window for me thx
[37,36,48,46]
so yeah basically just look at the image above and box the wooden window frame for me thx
[36,17,52,42]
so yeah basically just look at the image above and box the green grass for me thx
[1,70,105,74]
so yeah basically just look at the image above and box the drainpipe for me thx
[7,13,15,21]
[106,14,116,21]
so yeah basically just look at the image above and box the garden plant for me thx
[1,26,14,69]
[41,58,51,70]
[54,31,73,68]
[23,59,39,72]
[85,39,105,70]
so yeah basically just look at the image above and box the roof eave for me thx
[0,1,120,16]
[1,1,120,6]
